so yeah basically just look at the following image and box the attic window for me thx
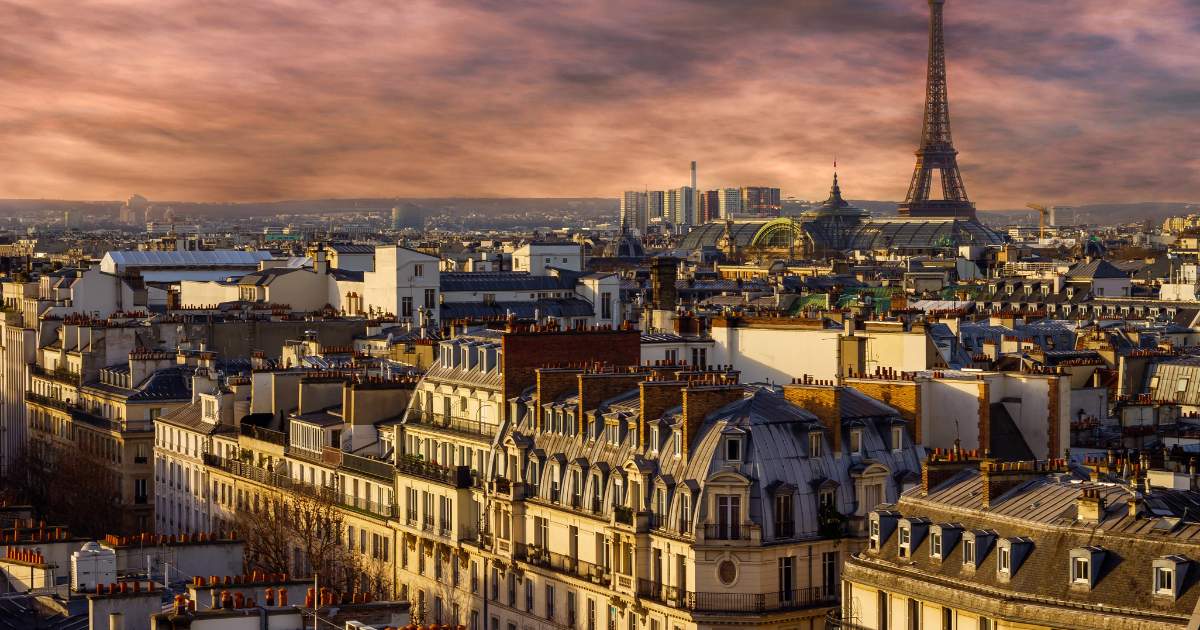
[725,437,742,462]
[649,426,659,453]
[891,427,903,450]
[929,532,942,558]
[1071,557,1090,584]
[1178,378,1190,394]
[809,432,823,457]
[849,430,863,455]
[998,546,1011,574]
[963,539,976,566]
[1155,567,1174,595]
[672,430,681,458]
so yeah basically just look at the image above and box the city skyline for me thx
[0,0,1197,207]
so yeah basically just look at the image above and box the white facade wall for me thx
[363,247,440,322]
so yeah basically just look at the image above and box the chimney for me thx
[1077,487,1105,523]
[535,368,583,431]
[782,383,843,454]
[639,380,684,449]
[315,245,329,275]
[921,442,981,494]
[980,460,1065,509]
[681,384,744,459]
[577,371,648,436]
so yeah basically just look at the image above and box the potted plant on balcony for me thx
[818,503,848,539]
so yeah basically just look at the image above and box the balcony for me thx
[203,454,396,519]
[515,545,609,587]
[396,455,474,488]
[703,522,752,541]
[30,364,81,386]
[637,579,837,613]
[613,506,633,525]
[412,413,498,439]
[240,424,286,446]
[25,392,151,433]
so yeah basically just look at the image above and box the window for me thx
[402,296,413,317]
[725,437,742,462]
[716,495,741,539]
[809,432,822,457]
[979,618,992,630]
[774,493,794,538]
[869,519,880,549]
[679,493,692,533]
[907,598,921,630]
[414,264,424,277]
[819,487,836,509]
[1156,567,1175,595]
[941,607,953,630]
[892,426,904,450]
[546,585,556,619]
[898,527,911,557]
[525,579,534,612]
[1179,378,1190,394]
[672,430,681,458]
[849,430,862,454]
[1072,557,1090,583]
[601,292,613,320]
[963,539,976,565]
[778,556,794,601]
[930,532,942,558]
[878,591,889,629]
[822,551,837,592]
[424,288,436,309]
[998,546,1010,573]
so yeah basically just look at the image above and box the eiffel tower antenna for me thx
[898,0,976,220]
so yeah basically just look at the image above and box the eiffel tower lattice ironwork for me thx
[898,0,976,219]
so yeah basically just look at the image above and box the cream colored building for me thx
[838,451,1200,629]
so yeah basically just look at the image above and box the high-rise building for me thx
[667,186,695,227]
[699,189,721,223]
[647,190,666,223]
[740,187,782,216]
[718,188,742,217]
[619,191,648,233]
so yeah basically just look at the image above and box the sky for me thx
[1,0,1198,208]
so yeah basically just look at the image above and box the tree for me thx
[0,442,124,538]
[235,487,358,589]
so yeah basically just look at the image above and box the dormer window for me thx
[1153,556,1189,599]
[1155,566,1174,595]
[849,430,862,455]
[963,538,976,566]
[1071,557,1090,584]
[869,519,880,549]
[891,427,903,450]
[998,546,1011,573]
[672,430,681,458]
[725,437,742,463]
[809,431,823,457]
[649,427,659,454]
[898,527,911,557]
[930,532,942,558]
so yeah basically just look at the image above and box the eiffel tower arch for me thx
[897,0,977,219]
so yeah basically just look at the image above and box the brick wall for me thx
[501,329,640,401]
[845,380,922,442]
[535,368,583,431]
[577,373,648,436]
[681,386,745,458]
[638,381,685,449]
[782,384,842,453]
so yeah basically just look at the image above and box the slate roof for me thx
[440,272,573,293]
[1067,259,1128,280]
[440,298,593,320]
[856,469,1200,623]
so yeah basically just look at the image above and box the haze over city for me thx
[2,0,1198,206]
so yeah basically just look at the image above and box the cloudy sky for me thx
[1,0,1197,208]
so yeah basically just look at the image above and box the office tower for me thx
[740,187,782,217]
[620,191,648,233]
[647,190,666,223]
[699,189,721,223]
[718,188,742,217]
[667,186,695,227]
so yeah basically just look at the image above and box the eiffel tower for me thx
[897,0,976,219]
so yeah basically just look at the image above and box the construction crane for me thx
[1025,203,1050,240]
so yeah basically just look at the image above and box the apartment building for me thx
[838,450,1200,629]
